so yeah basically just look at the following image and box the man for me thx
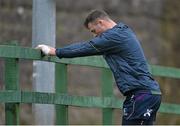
[36,10,161,125]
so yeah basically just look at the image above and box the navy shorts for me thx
[122,90,161,125]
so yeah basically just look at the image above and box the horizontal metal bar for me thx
[0,91,21,102]
[149,64,180,79]
[21,91,123,108]
[0,45,108,68]
[0,45,180,78]
[0,91,180,115]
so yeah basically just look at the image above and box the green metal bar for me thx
[1,45,180,79]
[149,64,180,78]
[0,91,21,102]
[101,68,114,124]
[55,63,68,124]
[159,103,180,114]
[4,55,20,124]
[0,45,108,68]
[2,91,122,108]
[0,91,180,115]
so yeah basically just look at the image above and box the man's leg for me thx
[122,119,151,125]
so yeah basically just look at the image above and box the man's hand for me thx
[35,44,56,56]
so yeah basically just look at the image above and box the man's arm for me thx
[35,41,103,58]
[55,41,103,58]
[36,32,122,58]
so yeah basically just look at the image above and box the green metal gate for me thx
[0,43,180,125]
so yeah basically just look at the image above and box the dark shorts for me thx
[122,90,161,125]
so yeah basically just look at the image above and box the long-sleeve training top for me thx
[56,22,161,95]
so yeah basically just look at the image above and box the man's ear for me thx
[97,19,103,24]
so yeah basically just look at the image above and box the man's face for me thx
[87,19,106,37]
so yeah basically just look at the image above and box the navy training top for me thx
[56,22,161,95]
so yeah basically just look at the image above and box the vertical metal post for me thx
[55,64,68,124]
[101,68,114,125]
[4,43,20,125]
[32,0,56,124]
